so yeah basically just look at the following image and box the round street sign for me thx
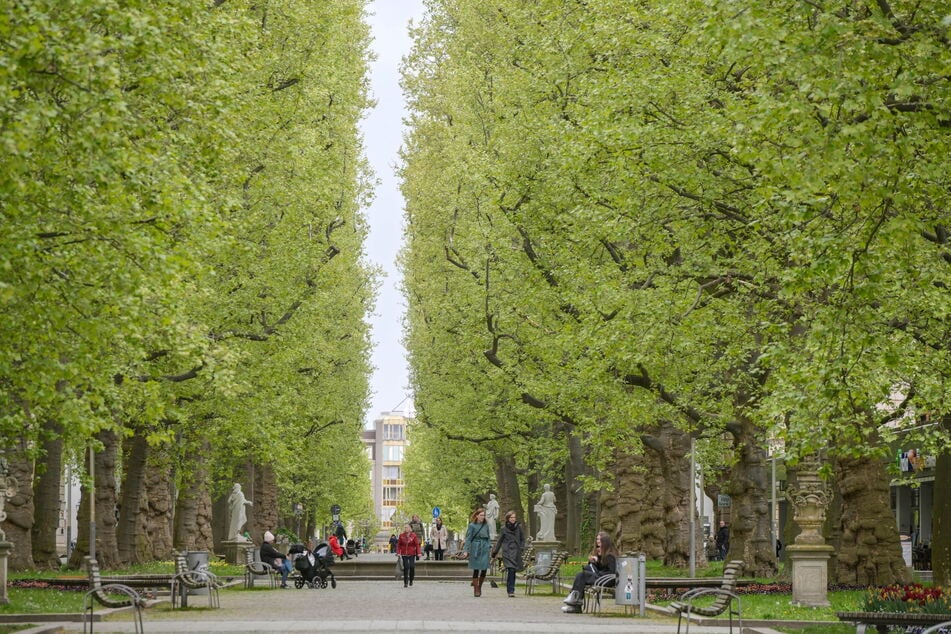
[432,506,441,519]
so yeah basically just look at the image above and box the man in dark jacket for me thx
[335,523,350,560]
[715,521,730,561]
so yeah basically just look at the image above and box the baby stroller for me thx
[288,543,336,589]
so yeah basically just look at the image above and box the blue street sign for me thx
[432,506,441,518]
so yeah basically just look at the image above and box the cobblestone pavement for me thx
[39,554,754,634]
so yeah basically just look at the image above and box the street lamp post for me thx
[293,503,303,540]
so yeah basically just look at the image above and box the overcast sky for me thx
[361,0,426,426]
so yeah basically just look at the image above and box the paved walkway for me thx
[29,555,769,634]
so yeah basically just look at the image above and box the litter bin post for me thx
[615,553,646,616]
[185,550,210,571]
[185,551,210,596]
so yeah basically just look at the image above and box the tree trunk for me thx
[175,439,213,552]
[32,421,64,569]
[934,415,951,586]
[117,432,149,565]
[251,461,278,540]
[601,445,666,558]
[526,470,540,540]
[831,453,911,585]
[563,425,586,554]
[493,450,522,529]
[68,429,121,568]
[144,447,174,560]
[725,415,776,577]
[654,425,699,568]
[2,447,35,570]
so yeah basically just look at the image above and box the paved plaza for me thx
[20,555,777,634]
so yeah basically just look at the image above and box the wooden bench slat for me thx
[670,560,744,632]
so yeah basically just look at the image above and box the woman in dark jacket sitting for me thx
[562,531,618,613]
[260,530,292,588]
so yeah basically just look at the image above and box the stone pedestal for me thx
[222,539,253,565]
[786,454,833,608]
[0,541,11,606]
[787,544,834,607]
[531,540,564,552]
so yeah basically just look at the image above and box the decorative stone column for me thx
[785,455,834,607]
[0,457,19,605]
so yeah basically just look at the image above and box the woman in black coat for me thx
[562,531,618,613]
[491,510,526,597]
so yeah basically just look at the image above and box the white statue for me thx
[485,493,500,540]
[534,484,556,542]
[227,483,252,539]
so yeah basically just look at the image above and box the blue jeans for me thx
[277,559,292,585]
[505,567,517,594]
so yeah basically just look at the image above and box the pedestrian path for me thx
[31,554,765,634]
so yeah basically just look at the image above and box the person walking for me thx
[396,522,421,587]
[464,507,492,597]
[260,530,292,589]
[430,518,448,561]
[716,520,730,561]
[335,523,351,560]
[409,514,425,545]
[562,531,618,613]
[491,510,526,597]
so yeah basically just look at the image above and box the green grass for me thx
[2,559,246,615]
[649,590,864,621]
[0,587,86,614]
[0,626,39,634]
[9,559,246,579]
[727,590,865,621]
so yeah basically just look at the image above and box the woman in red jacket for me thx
[396,522,422,587]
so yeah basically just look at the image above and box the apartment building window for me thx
[383,445,404,462]
[383,486,402,502]
[384,424,405,441]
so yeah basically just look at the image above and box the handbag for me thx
[394,555,404,577]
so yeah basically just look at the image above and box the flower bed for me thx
[837,584,951,633]
[864,584,951,615]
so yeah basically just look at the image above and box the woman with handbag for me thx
[396,522,421,587]
[491,510,525,597]
[463,507,492,596]
[562,531,618,613]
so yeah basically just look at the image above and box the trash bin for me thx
[615,553,646,616]
[185,550,210,595]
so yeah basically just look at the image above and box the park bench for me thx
[582,570,618,614]
[523,549,568,596]
[520,537,535,572]
[171,552,221,609]
[668,559,744,634]
[837,611,951,633]
[83,557,146,634]
[244,547,278,589]
[488,536,535,588]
